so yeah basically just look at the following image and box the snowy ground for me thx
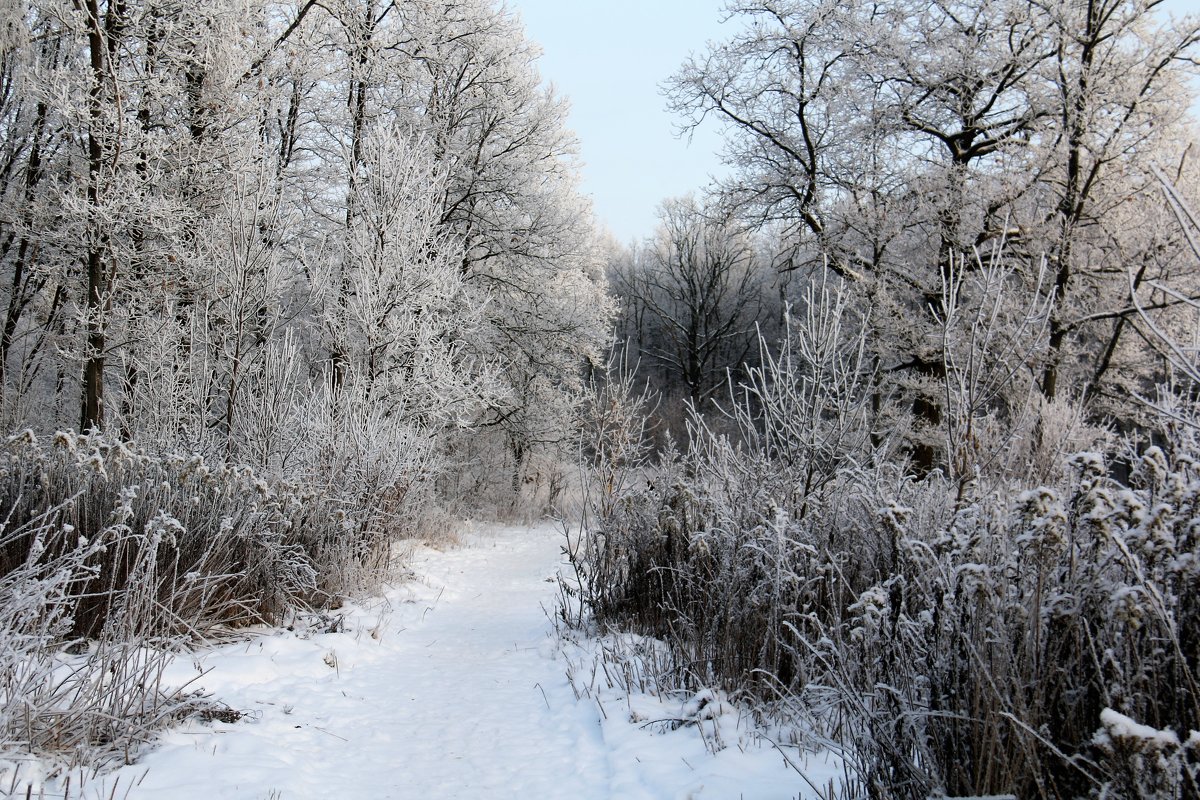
[10,523,841,799]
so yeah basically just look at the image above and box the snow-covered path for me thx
[59,524,824,799]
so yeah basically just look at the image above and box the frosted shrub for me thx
[840,448,1200,798]
[573,432,1200,798]
[571,276,1200,797]
[288,385,441,588]
[569,283,889,694]
[562,348,658,625]
[0,429,392,766]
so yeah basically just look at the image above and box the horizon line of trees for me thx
[609,0,1200,476]
[0,0,612,512]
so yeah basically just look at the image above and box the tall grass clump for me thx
[568,267,1200,798]
[0,428,400,768]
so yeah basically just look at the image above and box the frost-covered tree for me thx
[1033,0,1200,403]
[0,0,605,513]
[394,0,612,496]
[316,129,495,426]
[669,0,1200,470]
[612,196,767,406]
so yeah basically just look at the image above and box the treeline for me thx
[0,0,609,506]
[577,1,1200,798]
[610,0,1199,470]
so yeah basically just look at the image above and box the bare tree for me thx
[668,0,1200,470]
[615,196,766,406]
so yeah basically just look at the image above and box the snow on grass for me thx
[5,523,835,799]
[1095,708,1181,750]
[557,629,848,799]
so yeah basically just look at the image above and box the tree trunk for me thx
[332,0,376,397]
[78,0,112,432]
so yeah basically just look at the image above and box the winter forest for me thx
[2,0,1200,798]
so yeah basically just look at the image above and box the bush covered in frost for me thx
[0,428,401,766]
[569,289,1200,798]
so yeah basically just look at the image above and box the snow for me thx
[10,523,830,799]
[558,635,847,799]
[1096,708,1181,749]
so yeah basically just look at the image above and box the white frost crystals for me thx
[1092,709,1200,798]
[1095,709,1183,751]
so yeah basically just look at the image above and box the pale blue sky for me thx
[512,0,1200,245]
[510,0,729,244]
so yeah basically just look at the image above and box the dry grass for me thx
[0,429,411,771]
[567,317,1200,798]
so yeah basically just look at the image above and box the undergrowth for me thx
[0,429,398,771]
[565,286,1200,798]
